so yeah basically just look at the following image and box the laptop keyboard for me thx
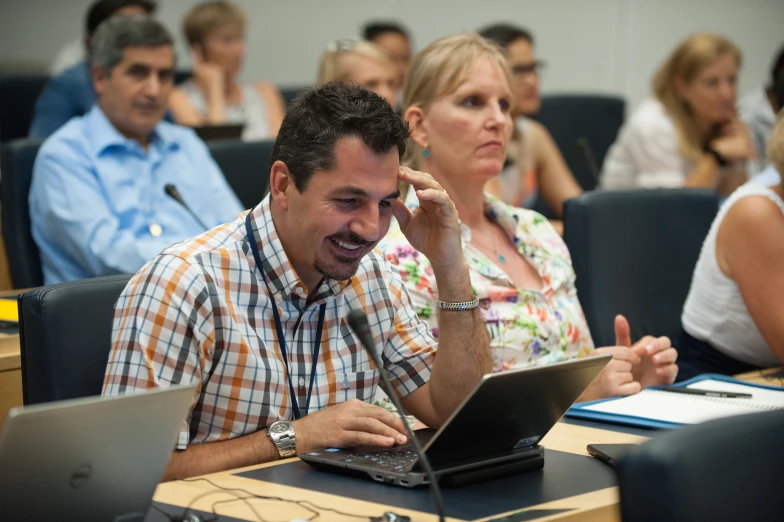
[336,447,418,473]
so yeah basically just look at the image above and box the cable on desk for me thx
[181,477,373,521]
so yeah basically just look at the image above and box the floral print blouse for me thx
[379,192,595,371]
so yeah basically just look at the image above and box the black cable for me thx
[182,477,373,521]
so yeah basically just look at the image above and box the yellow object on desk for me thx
[0,298,17,323]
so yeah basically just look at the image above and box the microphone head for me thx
[164,183,184,203]
[346,310,383,365]
[346,309,370,336]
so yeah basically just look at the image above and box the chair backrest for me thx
[208,138,273,209]
[535,94,625,193]
[1,139,44,289]
[18,274,132,404]
[0,74,49,143]
[618,409,784,522]
[563,188,718,347]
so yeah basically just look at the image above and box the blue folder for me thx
[565,373,784,430]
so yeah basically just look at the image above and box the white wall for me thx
[0,0,782,111]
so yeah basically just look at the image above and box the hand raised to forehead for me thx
[392,167,465,270]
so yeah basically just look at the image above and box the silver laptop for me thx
[300,355,612,487]
[0,385,195,521]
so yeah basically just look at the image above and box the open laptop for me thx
[300,355,611,487]
[0,385,195,521]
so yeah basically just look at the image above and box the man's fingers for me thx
[398,167,441,192]
[343,430,397,448]
[391,198,412,229]
[348,416,407,444]
[608,359,633,373]
[359,404,409,435]
[415,189,455,218]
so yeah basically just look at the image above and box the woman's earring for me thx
[421,146,431,159]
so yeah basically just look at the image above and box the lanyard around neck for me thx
[245,209,326,420]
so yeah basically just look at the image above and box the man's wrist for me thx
[431,261,474,302]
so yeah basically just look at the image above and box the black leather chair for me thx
[618,409,784,521]
[563,188,718,348]
[18,274,132,404]
[279,85,310,107]
[208,138,273,209]
[0,74,49,142]
[1,138,45,288]
[534,94,625,194]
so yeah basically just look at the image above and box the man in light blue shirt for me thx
[30,0,158,139]
[30,15,243,285]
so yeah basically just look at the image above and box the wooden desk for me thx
[0,331,21,431]
[152,422,648,522]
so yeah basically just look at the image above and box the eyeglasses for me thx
[510,60,546,78]
[326,38,360,53]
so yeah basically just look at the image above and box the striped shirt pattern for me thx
[102,195,436,449]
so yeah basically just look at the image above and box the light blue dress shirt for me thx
[30,104,245,285]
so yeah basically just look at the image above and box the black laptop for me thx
[300,355,611,488]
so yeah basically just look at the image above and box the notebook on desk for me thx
[567,374,784,429]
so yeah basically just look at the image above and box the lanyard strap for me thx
[245,209,326,420]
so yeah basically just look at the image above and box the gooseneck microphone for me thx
[164,183,209,231]
[576,137,601,185]
[346,310,445,522]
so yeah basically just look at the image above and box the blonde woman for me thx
[678,114,784,380]
[317,39,397,107]
[381,32,678,401]
[601,33,755,195]
[169,1,285,140]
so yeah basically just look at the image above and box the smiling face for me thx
[93,45,175,144]
[271,136,401,290]
[411,55,514,183]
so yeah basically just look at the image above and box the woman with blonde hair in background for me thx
[478,24,582,225]
[169,1,286,140]
[601,33,755,195]
[381,32,678,401]
[317,38,398,107]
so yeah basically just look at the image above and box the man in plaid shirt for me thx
[103,83,492,480]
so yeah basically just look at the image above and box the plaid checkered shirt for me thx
[102,194,437,450]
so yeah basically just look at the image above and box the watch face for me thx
[270,422,290,434]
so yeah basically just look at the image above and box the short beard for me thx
[314,258,361,283]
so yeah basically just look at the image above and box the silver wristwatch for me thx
[267,420,297,458]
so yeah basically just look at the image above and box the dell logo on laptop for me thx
[68,463,93,489]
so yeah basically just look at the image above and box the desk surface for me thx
[152,421,649,522]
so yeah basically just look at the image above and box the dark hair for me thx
[771,44,784,110]
[85,0,156,36]
[91,15,173,75]
[362,22,409,42]
[271,83,409,192]
[477,23,534,50]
